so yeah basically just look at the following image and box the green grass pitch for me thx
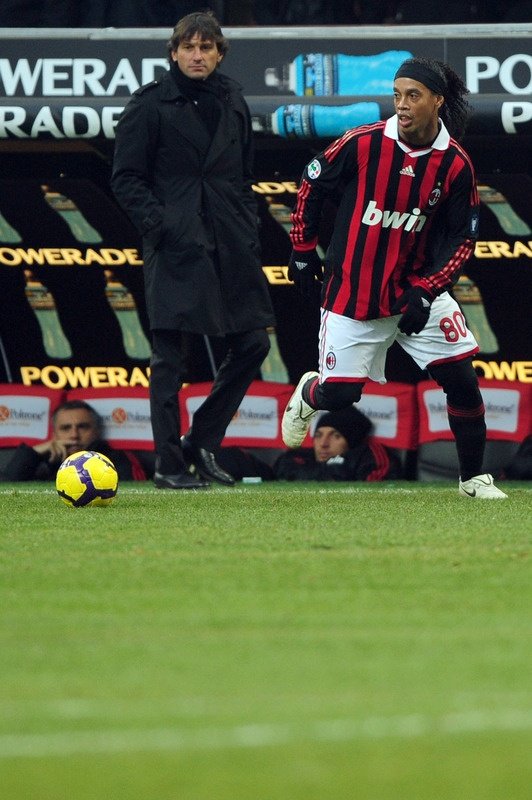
[1,480,531,800]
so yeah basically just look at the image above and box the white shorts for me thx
[318,292,479,383]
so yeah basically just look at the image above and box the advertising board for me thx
[0,25,530,389]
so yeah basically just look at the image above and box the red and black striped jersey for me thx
[290,117,480,320]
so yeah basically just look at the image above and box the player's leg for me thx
[282,310,396,447]
[397,294,507,498]
[428,358,507,498]
[428,356,486,480]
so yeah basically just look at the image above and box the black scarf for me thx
[169,60,224,138]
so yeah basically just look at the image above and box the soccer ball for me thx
[56,450,118,507]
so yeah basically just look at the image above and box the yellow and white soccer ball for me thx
[56,450,118,507]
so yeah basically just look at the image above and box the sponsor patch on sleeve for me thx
[307,159,322,179]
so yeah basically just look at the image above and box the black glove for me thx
[392,287,433,335]
[287,249,323,297]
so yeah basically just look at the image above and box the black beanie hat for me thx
[315,406,373,450]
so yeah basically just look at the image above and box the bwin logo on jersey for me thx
[362,200,427,232]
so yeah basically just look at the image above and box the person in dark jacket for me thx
[1,400,149,482]
[111,11,275,490]
[274,405,401,482]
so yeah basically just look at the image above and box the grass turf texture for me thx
[1,480,531,800]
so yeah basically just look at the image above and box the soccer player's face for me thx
[171,34,222,80]
[313,426,349,463]
[393,78,444,145]
[54,409,99,454]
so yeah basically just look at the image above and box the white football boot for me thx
[459,473,508,499]
[282,371,319,448]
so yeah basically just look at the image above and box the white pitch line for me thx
[0,709,531,759]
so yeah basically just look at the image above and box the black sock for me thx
[447,402,486,481]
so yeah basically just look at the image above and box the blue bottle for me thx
[271,102,380,139]
[265,50,413,96]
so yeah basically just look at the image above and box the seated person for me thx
[215,405,401,482]
[273,405,402,482]
[1,400,151,481]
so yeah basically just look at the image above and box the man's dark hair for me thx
[166,11,228,61]
[52,400,103,437]
[397,57,472,139]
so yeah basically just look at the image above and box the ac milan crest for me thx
[325,351,336,370]
[428,187,441,206]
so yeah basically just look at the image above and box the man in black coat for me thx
[111,11,275,490]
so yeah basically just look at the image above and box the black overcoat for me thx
[111,70,275,335]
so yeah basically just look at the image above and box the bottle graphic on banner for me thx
[104,270,151,360]
[23,269,72,358]
[477,184,531,236]
[266,200,293,235]
[452,276,499,354]
[265,50,413,96]
[270,101,380,139]
[41,185,103,243]
[0,212,22,242]
[261,327,289,383]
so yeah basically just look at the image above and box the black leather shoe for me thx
[154,471,210,490]
[181,437,236,486]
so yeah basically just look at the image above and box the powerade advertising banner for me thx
[0,25,531,138]
[0,26,530,390]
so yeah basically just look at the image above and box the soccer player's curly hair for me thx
[401,57,472,140]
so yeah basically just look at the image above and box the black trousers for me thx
[149,328,270,473]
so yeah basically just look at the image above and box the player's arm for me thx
[416,161,479,297]
[287,134,358,294]
[290,134,358,250]
[392,164,479,335]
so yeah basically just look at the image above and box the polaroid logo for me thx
[364,409,395,421]
[427,401,448,415]
[233,409,276,422]
[362,200,427,232]
[484,402,515,415]
[101,410,150,425]
[7,408,47,422]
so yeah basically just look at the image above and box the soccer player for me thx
[282,56,507,499]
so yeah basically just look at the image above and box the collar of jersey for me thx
[385,115,450,157]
